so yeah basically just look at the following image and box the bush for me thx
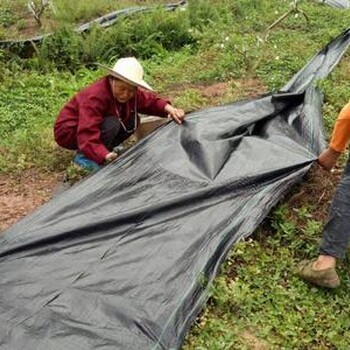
[39,26,82,70]
[188,0,230,30]
[0,5,17,28]
[28,7,194,70]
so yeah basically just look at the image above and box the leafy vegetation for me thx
[184,180,350,349]
[1,0,350,348]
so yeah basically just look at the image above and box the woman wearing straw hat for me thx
[54,57,185,171]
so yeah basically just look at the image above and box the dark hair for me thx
[109,76,121,82]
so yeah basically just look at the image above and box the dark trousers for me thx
[320,159,350,259]
[100,116,122,151]
[101,115,137,151]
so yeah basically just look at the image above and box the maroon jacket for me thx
[54,76,169,164]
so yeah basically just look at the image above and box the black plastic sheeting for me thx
[0,1,186,47]
[0,0,347,48]
[321,0,350,8]
[1,27,350,350]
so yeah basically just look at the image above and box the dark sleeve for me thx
[136,89,171,117]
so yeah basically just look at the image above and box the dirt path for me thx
[0,169,63,232]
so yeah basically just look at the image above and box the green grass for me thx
[1,0,350,348]
[184,202,350,349]
[0,0,172,24]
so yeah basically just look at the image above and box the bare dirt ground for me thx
[167,79,267,109]
[286,164,341,223]
[0,169,64,232]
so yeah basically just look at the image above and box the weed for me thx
[0,5,17,28]
[15,19,27,31]
[22,7,195,70]
[64,162,92,184]
[173,89,206,112]
[39,26,82,70]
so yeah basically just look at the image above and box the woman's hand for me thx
[164,104,185,125]
[105,152,118,163]
[318,147,341,171]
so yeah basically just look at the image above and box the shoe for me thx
[297,259,340,288]
[113,145,125,156]
[73,153,101,172]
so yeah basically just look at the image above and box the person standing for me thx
[298,101,350,288]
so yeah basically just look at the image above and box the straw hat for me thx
[98,57,153,91]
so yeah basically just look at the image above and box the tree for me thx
[27,0,51,28]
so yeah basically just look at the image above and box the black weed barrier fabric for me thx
[1,28,350,350]
[0,0,186,47]
[321,0,350,8]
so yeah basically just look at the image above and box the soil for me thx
[286,163,341,223]
[240,330,269,350]
[0,169,64,232]
[167,79,267,109]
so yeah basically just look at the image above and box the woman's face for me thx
[110,78,137,103]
